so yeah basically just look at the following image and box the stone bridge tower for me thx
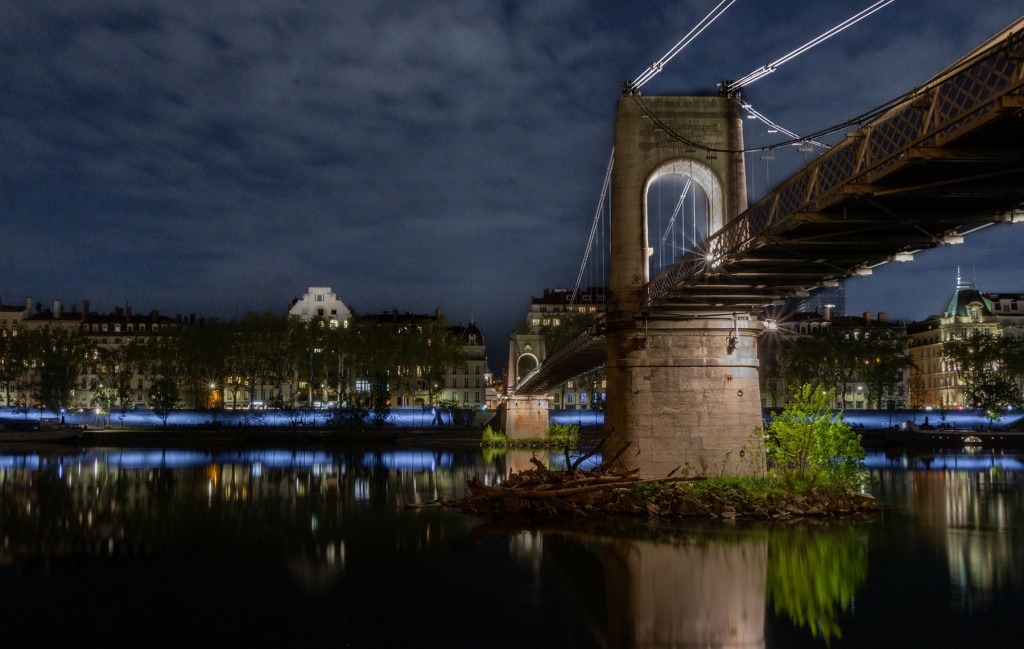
[502,332,550,439]
[605,95,764,478]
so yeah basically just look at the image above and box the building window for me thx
[566,393,573,404]
[356,379,370,392]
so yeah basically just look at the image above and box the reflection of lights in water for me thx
[311,514,318,532]
[354,479,370,501]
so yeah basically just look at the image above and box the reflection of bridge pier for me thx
[530,532,767,648]
[605,538,767,649]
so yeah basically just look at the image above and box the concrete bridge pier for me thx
[501,394,549,440]
[604,314,764,479]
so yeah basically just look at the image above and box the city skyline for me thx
[4,1,1024,363]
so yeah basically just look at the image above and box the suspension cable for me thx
[741,102,829,149]
[725,0,897,91]
[571,148,615,306]
[660,180,693,249]
[631,0,738,90]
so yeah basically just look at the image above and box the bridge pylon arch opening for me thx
[644,157,722,279]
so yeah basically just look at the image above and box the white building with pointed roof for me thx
[288,287,352,326]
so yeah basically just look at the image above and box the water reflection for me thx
[504,521,871,648]
[0,446,508,582]
[1,445,1023,647]
[869,448,1024,613]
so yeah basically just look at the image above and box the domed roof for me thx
[459,322,483,344]
[946,289,994,317]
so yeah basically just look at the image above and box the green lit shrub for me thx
[481,426,507,444]
[765,384,866,492]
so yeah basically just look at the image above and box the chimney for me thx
[823,305,831,321]
[53,300,62,319]
[82,300,89,316]
[24,297,33,314]
[878,312,888,323]
[863,311,873,324]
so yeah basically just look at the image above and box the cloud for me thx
[2,0,1023,363]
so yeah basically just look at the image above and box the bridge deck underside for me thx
[649,20,1024,313]
[514,334,606,396]
[657,106,1024,312]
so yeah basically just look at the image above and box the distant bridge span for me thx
[507,17,1024,477]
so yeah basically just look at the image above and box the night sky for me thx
[3,1,1024,365]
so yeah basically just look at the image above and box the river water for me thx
[1,442,1022,648]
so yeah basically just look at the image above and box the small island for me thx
[448,384,878,519]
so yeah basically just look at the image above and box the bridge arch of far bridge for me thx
[516,351,540,379]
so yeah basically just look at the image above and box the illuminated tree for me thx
[859,337,913,409]
[225,312,289,408]
[765,384,865,491]
[91,343,143,427]
[174,320,230,409]
[22,325,95,417]
[538,310,597,352]
[150,376,180,426]
[0,328,31,410]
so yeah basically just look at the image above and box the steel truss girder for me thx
[646,19,1024,307]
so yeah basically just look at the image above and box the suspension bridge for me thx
[502,6,1024,478]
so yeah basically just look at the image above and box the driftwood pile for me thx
[457,441,706,517]
[409,440,880,520]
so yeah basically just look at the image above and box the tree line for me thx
[0,313,466,426]
[762,324,1024,419]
